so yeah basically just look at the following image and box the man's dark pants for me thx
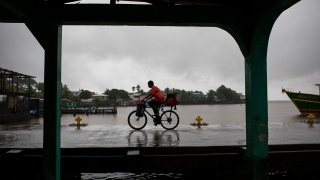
[148,99,162,121]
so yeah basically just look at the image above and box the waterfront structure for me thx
[0,67,35,122]
[0,0,303,179]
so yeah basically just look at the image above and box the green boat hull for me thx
[285,91,320,114]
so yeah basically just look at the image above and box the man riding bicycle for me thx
[141,80,164,125]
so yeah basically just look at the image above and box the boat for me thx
[282,84,320,114]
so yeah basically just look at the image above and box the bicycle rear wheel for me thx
[160,110,179,130]
[128,110,148,130]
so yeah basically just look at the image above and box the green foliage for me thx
[164,87,170,94]
[26,78,242,105]
[37,82,44,98]
[61,84,73,100]
[207,89,218,104]
[2,77,40,97]
[216,85,241,103]
[164,85,242,105]
[104,89,130,100]
[72,95,81,103]
[136,85,141,92]
[79,89,92,99]
[31,82,79,103]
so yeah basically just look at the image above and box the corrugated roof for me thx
[0,67,35,78]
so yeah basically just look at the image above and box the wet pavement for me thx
[1,121,320,148]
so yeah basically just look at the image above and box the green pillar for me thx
[245,19,271,161]
[245,40,269,180]
[43,22,62,180]
[244,11,279,180]
[244,1,299,179]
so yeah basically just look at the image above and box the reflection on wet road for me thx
[128,130,180,147]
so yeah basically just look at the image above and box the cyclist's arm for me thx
[141,93,152,102]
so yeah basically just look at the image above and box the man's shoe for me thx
[154,116,161,126]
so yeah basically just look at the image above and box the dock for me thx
[62,100,118,114]
[62,107,117,114]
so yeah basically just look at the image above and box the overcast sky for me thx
[0,0,319,100]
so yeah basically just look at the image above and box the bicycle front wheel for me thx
[128,110,147,130]
[160,110,179,130]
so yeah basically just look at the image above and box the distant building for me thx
[81,98,93,103]
[92,94,109,101]
[192,92,207,99]
[238,93,246,102]
[61,99,77,109]
[0,67,35,121]
[129,93,143,104]
[117,100,132,106]
[71,90,81,97]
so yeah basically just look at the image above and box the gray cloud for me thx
[0,23,44,81]
[268,0,320,99]
[62,26,244,94]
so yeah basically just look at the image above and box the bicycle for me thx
[128,102,179,130]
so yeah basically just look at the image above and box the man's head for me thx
[148,80,154,88]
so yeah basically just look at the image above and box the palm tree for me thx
[136,85,140,92]
[132,86,135,92]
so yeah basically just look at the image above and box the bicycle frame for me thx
[143,107,155,119]
[143,104,175,120]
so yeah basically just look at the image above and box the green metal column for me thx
[245,18,272,161]
[245,43,269,180]
[244,9,280,180]
[43,22,62,180]
[244,1,299,179]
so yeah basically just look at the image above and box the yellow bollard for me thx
[307,113,316,120]
[307,114,316,128]
[195,115,203,128]
[75,115,82,126]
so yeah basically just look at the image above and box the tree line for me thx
[9,77,243,105]
[163,85,244,105]
[25,79,243,105]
